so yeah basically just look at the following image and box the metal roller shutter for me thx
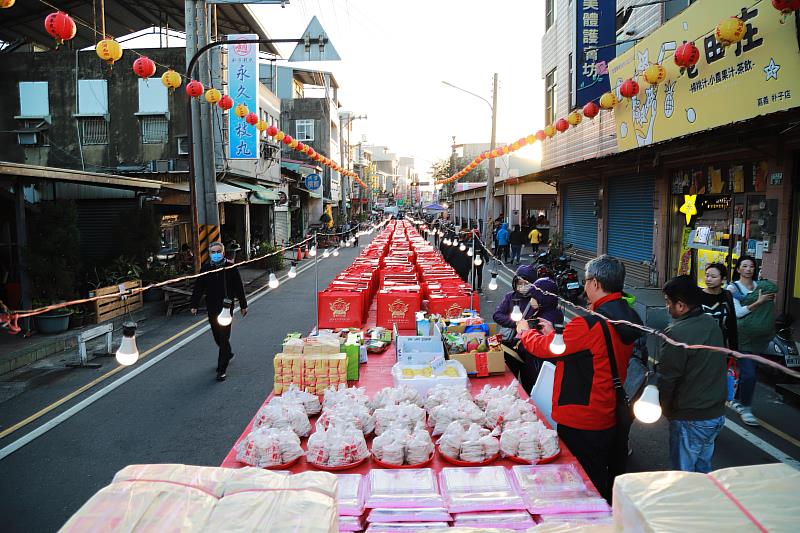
[607,176,655,262]
[563,181,598,253]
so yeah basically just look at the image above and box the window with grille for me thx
[80,117,108,145]
[296,119,314,141]
[545,0,555,30]
[141,115,168,144]
[545,69,557,125]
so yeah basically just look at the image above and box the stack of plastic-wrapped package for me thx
[371,422,434,466]
[437,422,500,463]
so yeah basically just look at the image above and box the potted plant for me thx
[141,260,177,302]
[68,304,88,329]
[256,242,284,273]
[27,201,80,334]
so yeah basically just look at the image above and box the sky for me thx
[250,0,546,178]
[121,0,546,180]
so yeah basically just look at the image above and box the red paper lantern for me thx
[674,41,700,70]
[266,125,278,137]
[772,0,800,13]
[245,112,258,125]
[218,95,233,110]
[296,142,306,152]
[44,12,77,44]
[535,130,546,142]
[555,118,569,133]
[132,56,156,79]
[517,137,528,147]
[619,78,640,99]
[582,101,600,119]
[282,134,294,145]
[186,80,204,99]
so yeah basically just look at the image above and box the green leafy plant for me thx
[257,242,284,273]
[87,255,143,290]
[26,200,81,304]
[142,261,178,285]
[111,205,160,267]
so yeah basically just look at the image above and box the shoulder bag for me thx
[599,320,635,428]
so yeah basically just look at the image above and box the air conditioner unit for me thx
[17,132,37,145]
[177,136,189,155]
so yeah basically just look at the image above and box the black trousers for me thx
[471,263,483,291]
[208,313,233,373]
[557,422,630,503]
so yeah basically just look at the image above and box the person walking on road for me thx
[496,222,510,263]
[659,275,727,473]
[509,224,525,265]
[190,241,248,382]
[700,263,738,350]
[528,226,542,256]
[727,256,777,426]
[516,255,643,502]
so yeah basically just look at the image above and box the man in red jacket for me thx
[516,255,643,502]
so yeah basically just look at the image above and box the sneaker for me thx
[740,407,760,426]
[728,400,744,414]
[216,372,227,382]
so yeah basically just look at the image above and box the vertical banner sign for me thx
[573,0,615,107]
[228,34,258,160]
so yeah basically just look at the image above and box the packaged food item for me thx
[374,404,426,435]
[453,510,536,530]
[484,398,537,431]
[279,383,322,415]
[423,385,473,412]
[338,515,365,532]
[439,466,526,513]
[372,423,434,466]
[437,422,500,463]
[365,468,444,509]
[475,381,520,409]
[323,384,371,410]
[318,399,375,435]
[336,474,365,516]
[500,420,560,462]
[235,426,304,467]
[510,464,610,515]
[371,385,423,409]
[253,396,311,437]
[306,423,370,468]
[367,507,452,523]
[365,522,449,532]
[428,399,485,436]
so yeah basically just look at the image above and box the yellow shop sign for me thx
[608,0,800,152]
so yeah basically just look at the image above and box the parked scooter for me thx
[765,315,800,376]
[554,254,583,305]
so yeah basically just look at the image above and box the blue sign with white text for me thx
[305,173,322,191]
[228,34,258,160]
[574,0,616,107]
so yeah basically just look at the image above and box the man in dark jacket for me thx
[190,241,248,382]
[517,255,643,502]
[509,224,525,265]
[449,237,473,283]
[659,275,727,473]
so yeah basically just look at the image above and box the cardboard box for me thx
[448,350,506,376]
[395,329,444,365]
[318,291,364,329]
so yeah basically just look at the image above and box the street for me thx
[2,234,800,532]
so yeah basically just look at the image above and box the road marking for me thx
[755,413,800,450]
[0,260,319,459]
[724,418,800,470]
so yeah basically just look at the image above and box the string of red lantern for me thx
[436,0,796,186]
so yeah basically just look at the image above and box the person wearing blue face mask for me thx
[191,241,248,382]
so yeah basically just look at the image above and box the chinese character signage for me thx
[609,0,800,152]
[228,34,258,160]
[573,0,615,107]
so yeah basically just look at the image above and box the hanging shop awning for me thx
[226,180,279,204]
[161,182,249,203]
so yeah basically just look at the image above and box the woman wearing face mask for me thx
[494,265,539,391]
[726,256,777,426]
[700,263,738,351]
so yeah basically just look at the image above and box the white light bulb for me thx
[333,248,340,256]
[217,300,233,326]
[474,256,482,266]
[549,332,567,355]
[268,273,280,288]
[467,247,474,257]
[115,322,139,366]
[288,265,297,278]
[488,276,498,291]
[634,385,662,423]
[309,245,317,257]
[323,248,331,258]
[510,305,523,322]
[459,243,466,251]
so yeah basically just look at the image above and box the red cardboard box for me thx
[376,290,421,329]
[318,290,365,328]
[427,293,480,317]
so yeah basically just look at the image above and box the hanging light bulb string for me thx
[10,219,385,320]
[475,238,800,380]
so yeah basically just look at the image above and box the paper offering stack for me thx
[272,352,347,395]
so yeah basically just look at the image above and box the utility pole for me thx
[481,73,498,245]
[339,113,347,223]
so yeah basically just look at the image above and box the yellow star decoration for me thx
[679,194,698,225]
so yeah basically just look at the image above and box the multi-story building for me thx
[534,0,800,318]
[272,66,342,231]
[365,145,399,198]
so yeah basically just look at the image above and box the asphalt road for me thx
[1,233,799,532]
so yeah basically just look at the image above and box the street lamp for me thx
[441,75,498,245]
